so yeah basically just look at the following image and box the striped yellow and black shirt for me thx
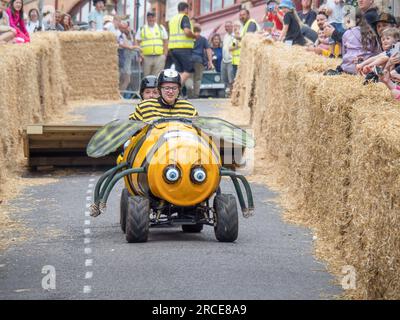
[129,98,198,122]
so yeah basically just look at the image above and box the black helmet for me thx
[157,69,182,90]
[139,75,158,99]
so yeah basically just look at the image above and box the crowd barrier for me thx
[232,34,400,299]
[0,32,119,195]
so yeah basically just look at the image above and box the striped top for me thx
[129,98,199,122]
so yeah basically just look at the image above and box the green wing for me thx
[192,116,255,148]
[87,120,146,158]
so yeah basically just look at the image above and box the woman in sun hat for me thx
[277,0,306,46]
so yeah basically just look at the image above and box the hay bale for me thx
[0,32,119,197]
[234,37,400,299]
[58,32,119,101]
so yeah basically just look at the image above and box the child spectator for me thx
[379,70,400,101]
[191,24,214,98]
[61,13,73,31]
[210,33,222,73]
[278,0,306,46]
[306,29,331,56]
[6,0,29,43]
[27,8,40,35]
[325,9,380,75]
[356,28,400,75]
[0,0,15,44]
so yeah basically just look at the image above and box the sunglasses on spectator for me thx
[161,86,179,92]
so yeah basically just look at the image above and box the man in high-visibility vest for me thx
[231,9,260,79]
[168,2,196,86]
[136,12,168,77]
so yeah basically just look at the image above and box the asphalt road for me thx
[0,100,342,300]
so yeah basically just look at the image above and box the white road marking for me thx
[83,286,92,294]
[83,178,95,296]
[85,259,93,267]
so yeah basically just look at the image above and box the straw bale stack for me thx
[233,35,400,298]
[0,32,119,196]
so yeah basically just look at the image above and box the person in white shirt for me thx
[135,12,168,77]
[325,0,344,33]
[221,21,234,96]
[27,8,40,35]
[88,0,105,31]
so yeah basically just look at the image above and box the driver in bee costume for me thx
[129,69,198,122]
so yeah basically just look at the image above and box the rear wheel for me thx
[213,194,238,242]
[120,188,129,233]
[126,196,150,243]
[182,224,203,233]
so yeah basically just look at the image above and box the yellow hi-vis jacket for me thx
[232,18,259,66]
[140,24,164,56]
[168,13,194,50]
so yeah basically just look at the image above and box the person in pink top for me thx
[6,0,30,43]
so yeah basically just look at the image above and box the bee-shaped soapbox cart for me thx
[87,117,255,243]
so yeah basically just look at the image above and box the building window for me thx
[201,0,211,14]
[201,0,236,14]
[224,0,235,6]
[212,0,222,11]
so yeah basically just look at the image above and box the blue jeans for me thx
[330,22,345,34]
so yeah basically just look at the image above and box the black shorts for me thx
[170,49,194,73]
[395,64,400,74]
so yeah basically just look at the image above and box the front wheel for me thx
[213,194,238,242]
[126,196,150,243]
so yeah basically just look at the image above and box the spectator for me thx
[0,0,15,44]
[168,2,196,86]
[61,13,73,31]
[325,9,380,75]
[190,24,213,99]
[231,21,241,78]
[264,0,284,32]
[45,10,64,31]
[103,14,115,32]
[6,0,29,43]
[306,29,331,56]
[298,0,317,27]
[88,0,105,31]
[314,10,329,31]
[325,0,344,34]
[210,33,222,73]
[372,12,397,39]
[356,28,400,75]
[222,21,234,97]
[27,8,40,35]
[379,70,400,101]
[231,9,259,78]
[136,12,168,77]
[118,21,140,98]
[357,0,379,27]
[278,0,306,46]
